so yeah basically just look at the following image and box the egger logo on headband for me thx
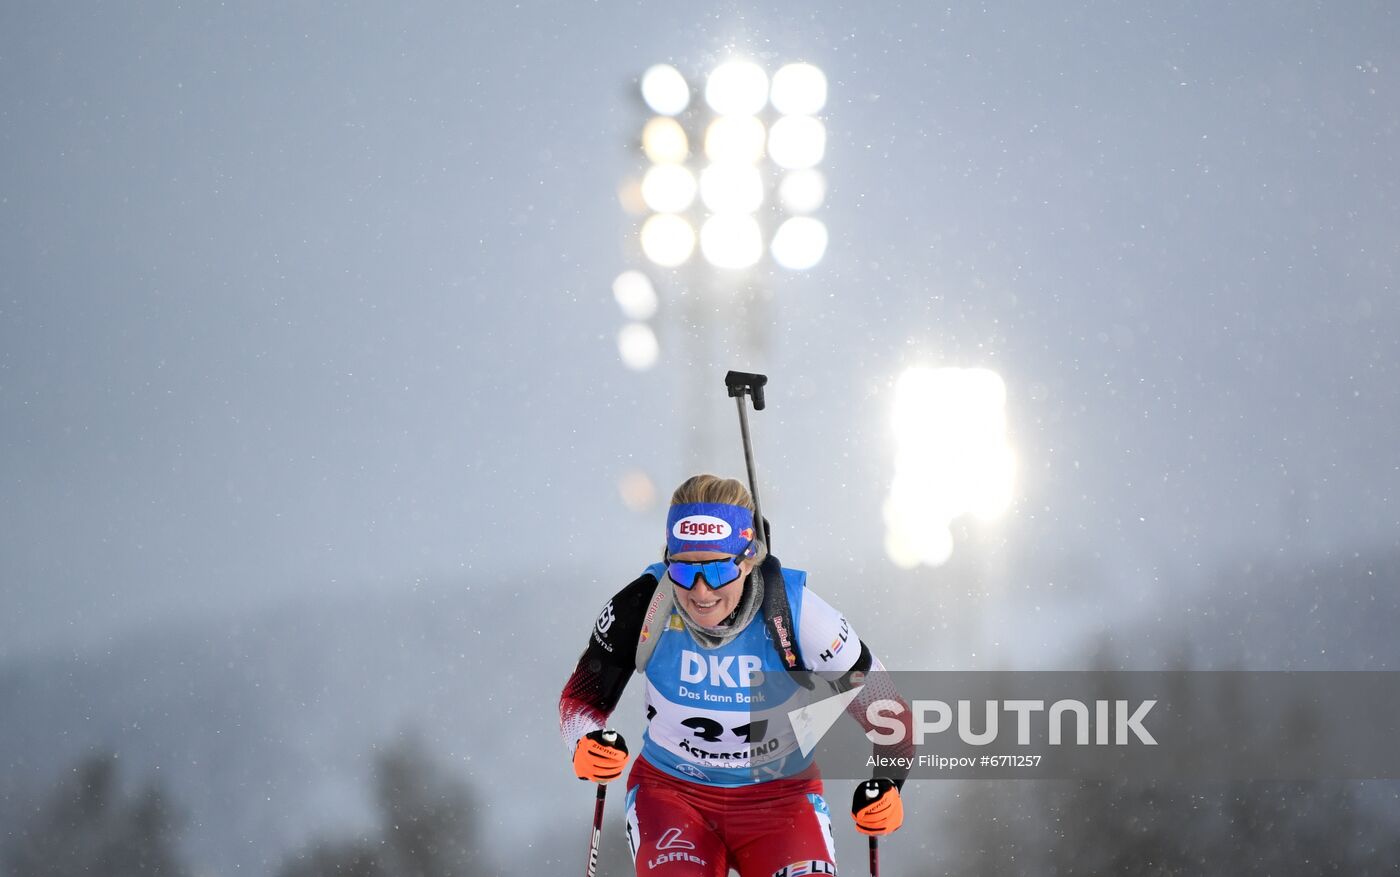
[665,501,755,556]
[672,516,732,541]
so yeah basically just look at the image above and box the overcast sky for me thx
[2,2,1397,659]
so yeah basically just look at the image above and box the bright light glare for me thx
[617,178,646,216]
[699,164,764,214]
[884,367,1015,568]
[618,468,658,512]
[641,164,698,213]
[705,61,770,115]
[778,169,826,214]
[639,213,696,267]
[770,63,827,115]
[885,521,953,570]
[642,117,689,164]
[770,217,828,270]
[767,116,826,170]
[612,270,658,320]
[617,323,660,371]
[704,116,766,164]
[641,64,690,116]
[700,214,764,269]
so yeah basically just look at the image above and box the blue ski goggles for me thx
[667,558,743,590]
[665,542,756,590]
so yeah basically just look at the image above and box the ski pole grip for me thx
[725,370,768,411]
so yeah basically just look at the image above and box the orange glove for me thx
[572,729,629,783]
[852,777,903,835]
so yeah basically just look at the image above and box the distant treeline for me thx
[3,736,496,877]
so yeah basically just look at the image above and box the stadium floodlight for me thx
[642,116,689,164]
[641,64,691,116]
[640,213,696,267]
[770,217,828,270]
[770,63,827,115]
[704,61,770,116]
[703,115,767,164]
[700,214,764,269]
[617,322,660,371]
[641,164,698,214]
[767,115,826,169]
[699,163,765,214]
[612,270,659,320]
[884,367,1015,568]
[619,59,832,470]
[778,169,826,214]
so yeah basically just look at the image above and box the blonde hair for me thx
[670,474,754,510]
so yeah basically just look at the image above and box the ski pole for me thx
[858,779,883,877]
[583,730,617,877]
[724,370,768,544]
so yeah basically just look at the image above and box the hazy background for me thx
[2,2,1397,875]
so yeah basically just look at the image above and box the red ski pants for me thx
[624,756,838,877]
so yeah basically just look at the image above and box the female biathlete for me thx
[559,474,913,876]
